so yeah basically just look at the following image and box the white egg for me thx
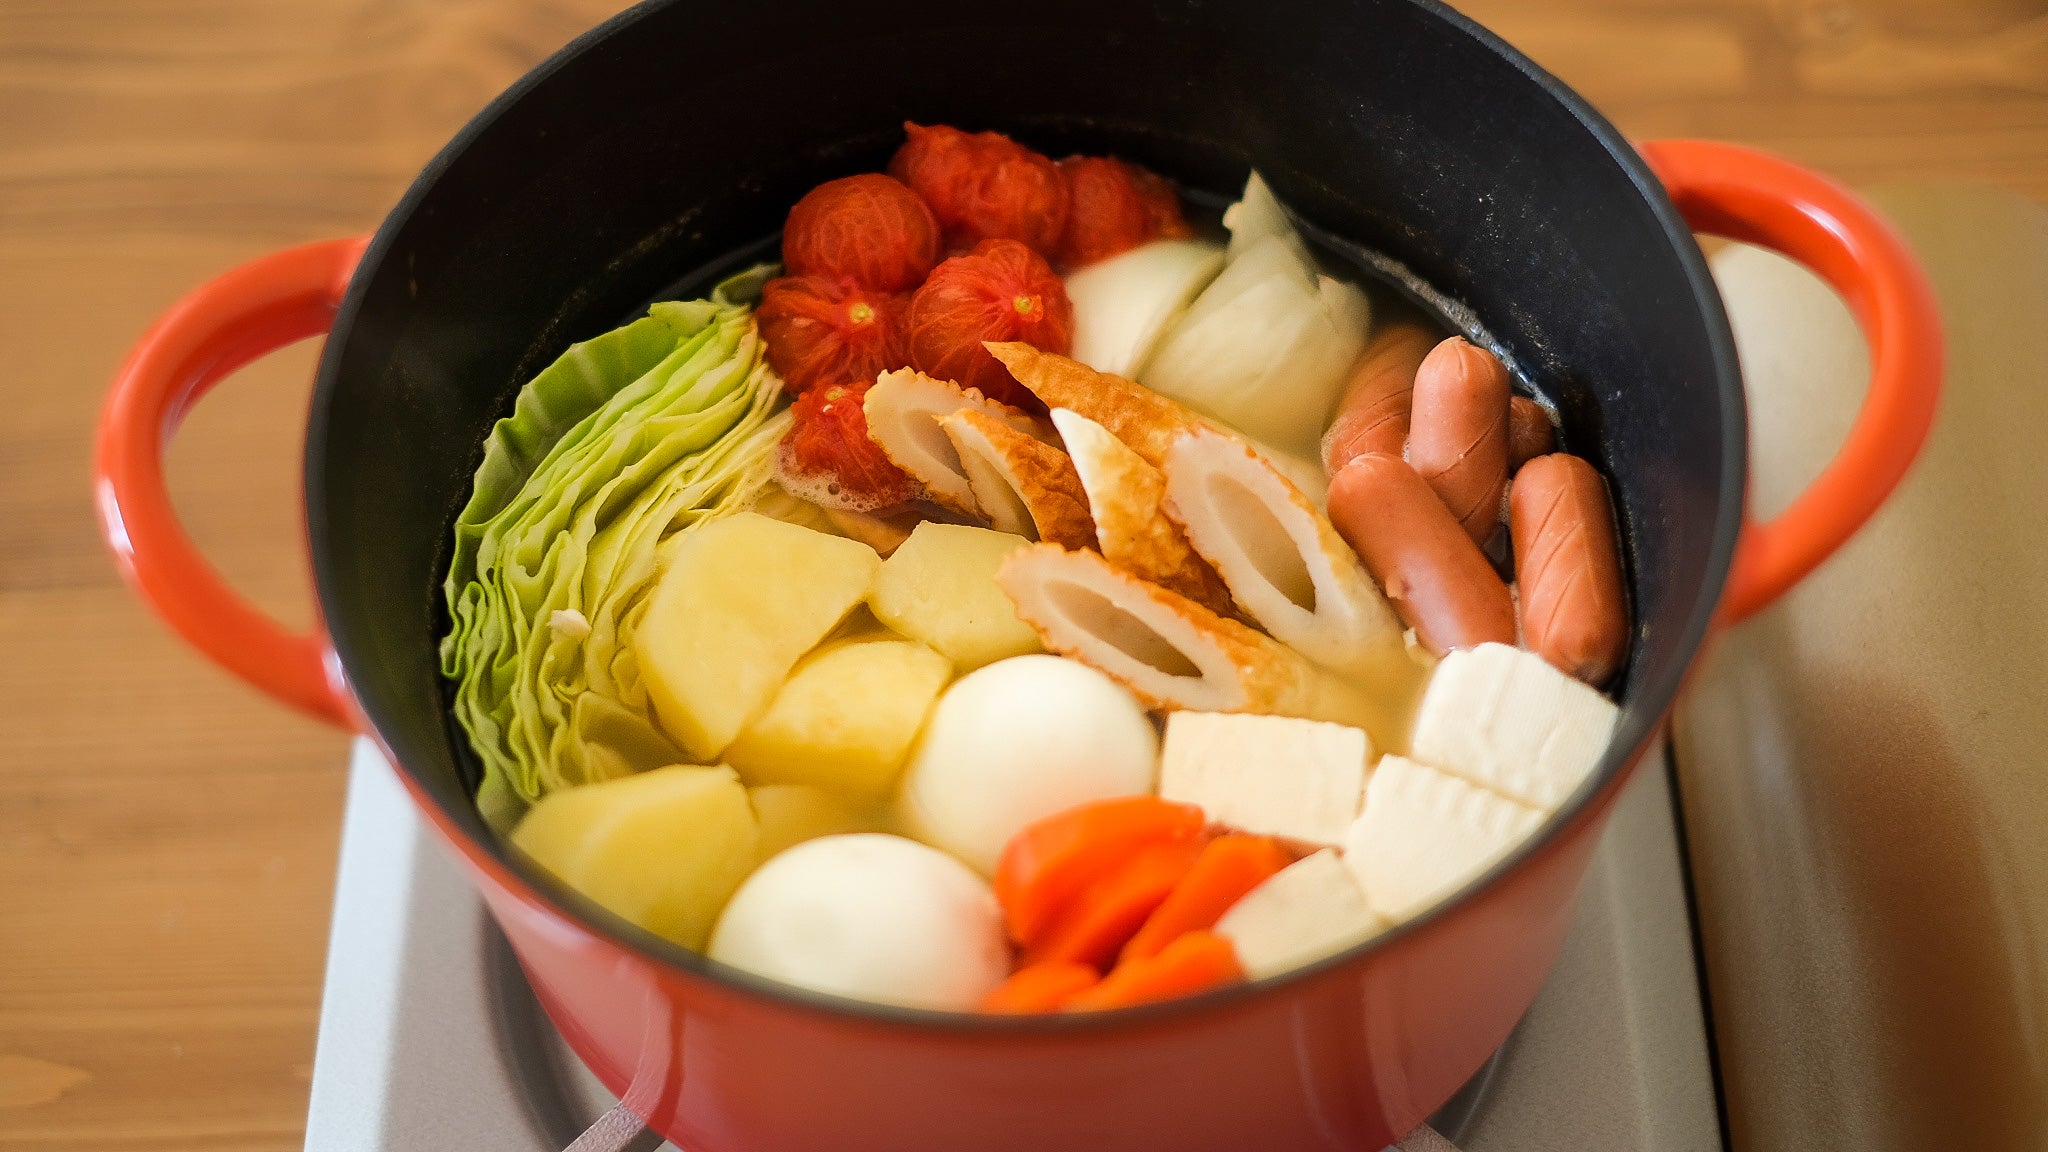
[707,834,1008,1011]
[897,654,1159,875]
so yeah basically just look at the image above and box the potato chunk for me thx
[726,634,954,798]
[749,784,893,864]
[868,523,1043,670]
[511,765,759,951]
[638,513,881,760]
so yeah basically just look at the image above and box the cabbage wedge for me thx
[441,298,790,829]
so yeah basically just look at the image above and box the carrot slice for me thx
[994,796,1207,944]
[1065,931,1244,1011]
[1020,836,1209,968]
[981,961,1101,1013]
[1120,834,1292,963]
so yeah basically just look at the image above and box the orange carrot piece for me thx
[1120,834,1292,964]
[1065,931,1245,1012]
[981,962,1101,1014]
[1020,837,1209,968]
[993,796,1207,945]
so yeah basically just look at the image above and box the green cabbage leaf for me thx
[441,297,789,830]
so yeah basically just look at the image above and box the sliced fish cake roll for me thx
[1053,409,1236,616]
[995,544,1404,749]
[988,340,1327,504]
[985,341,1201,468]
[1163,429,1411,697]
[938,407,1096,549]
[864,368,1039,516]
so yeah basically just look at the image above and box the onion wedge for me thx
[1065,239,1225,379]
[1143,172,1373,457]
[1221,171,1293,261]
[1143,236,1370,457]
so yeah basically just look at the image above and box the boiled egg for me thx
[897,654,1159,874]
[707,833,1008,1011]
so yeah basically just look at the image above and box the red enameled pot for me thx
[94,1,1940,1148]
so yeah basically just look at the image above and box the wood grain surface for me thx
[0,1,2042,1148]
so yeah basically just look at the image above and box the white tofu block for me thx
[1214,849,1388,979]
[1157,712,1372,847]
[1341,754,1543,921]
[1410,642,1620,811]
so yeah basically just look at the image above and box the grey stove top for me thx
[303,736,1722,1152]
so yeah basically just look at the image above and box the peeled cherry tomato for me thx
[1054,156,1192,268]
[993,796,1206,946]
[756,275,910,396]
[781,378,919,510]
[781,174,941,292]
[889,123,1069,254]
[1131,166,1190,243]
[907,239,1073,410]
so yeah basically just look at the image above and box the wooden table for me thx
[1,1,2041,1147]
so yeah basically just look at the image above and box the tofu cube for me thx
[1341,755,1543,921]
[1214,849,1387,979]
[1410,642,1620,811]
[1157,712,1371,847]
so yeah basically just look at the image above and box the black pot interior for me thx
[309,0,1742,984]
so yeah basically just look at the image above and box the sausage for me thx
[1326,452,1517,656]
[1408,337,1509,546]
[1509,453,1629,685]
[1320,320,1437,474]
[1507,395,1556,473]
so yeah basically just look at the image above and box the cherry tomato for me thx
[906,239,1073,410]
[780,378,919,510]
[781,174,941,292]
[1130,164,1192,242]
[756,275,911,396]
[1054,156,1192,268]
[888,123,1069,254]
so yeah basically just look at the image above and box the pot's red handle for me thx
[94,237,371,728]
[1639,139,1942,624]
